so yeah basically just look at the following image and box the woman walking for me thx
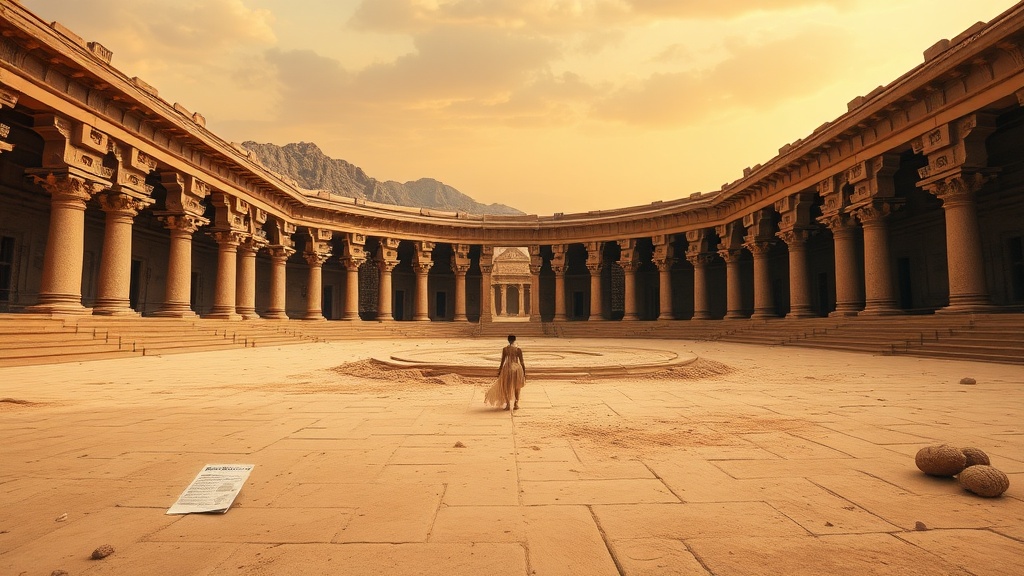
[484,335,526,410]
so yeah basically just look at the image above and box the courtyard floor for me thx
[1,338,1022,575]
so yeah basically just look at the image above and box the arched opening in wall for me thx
[565,243,588,320]
[0,112,44,312]
[980,105,1024,306]
[358,237,381,320]
[633,238,658,320]
[393,241,416,320]
[491,246,531,320]
[429,243,454,320]
[602,242,623,320]
[891,150,938,312]
[806,195,834,317]
[466,245,482,321]
[670,235,692,319]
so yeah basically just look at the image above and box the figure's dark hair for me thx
[508,334,516,343]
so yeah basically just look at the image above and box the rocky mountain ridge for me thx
[241,141,523,216]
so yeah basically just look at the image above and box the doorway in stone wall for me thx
[322,285,333,319]
[435,292,447,319]
[129,259,142,311]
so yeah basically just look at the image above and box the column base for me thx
[26,296,90,316]
[553,315,567,322]
[692,311,715,320]
[152,306,197,319]
[858,306,902,316]
[413,315,430,322]
[829,306,862,317]
[750,311,778,320]
[262,312,290,320]
[204,312,243,320]
[341,313,361,321]
[376,316,394,322]
[937,303,996,314]
[657,314,674,321]
[725,311,749,319]
[238,309,260,320]
[787,307,817,319]
[92,307,140,317]
[453,314,468,322]
[302,313,327,321]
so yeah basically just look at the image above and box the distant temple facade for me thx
[1,2,1023,323]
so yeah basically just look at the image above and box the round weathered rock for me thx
[961,447,991,468]
[959,465,1010,498]
[91,544,115,560]
[915,444,966,476]
[959,377,977,385]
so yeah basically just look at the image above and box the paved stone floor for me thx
[1,338,1022,575]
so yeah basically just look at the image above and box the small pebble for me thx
[914,521,928,531]
[54,513,67,522]
[959,377,976,385]
[91,545,115,560]
[453,441,466,448]
[51,570,68,576]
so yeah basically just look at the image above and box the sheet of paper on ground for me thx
[166,464,254,515]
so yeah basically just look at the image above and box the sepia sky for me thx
[20,0,1016,215]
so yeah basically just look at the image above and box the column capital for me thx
[743,238,775,256]
[158,213,208,234]
[341,256,365,272]
[654,258,676,272]
[239,234,269,254]
[210,230,246,247]
[816,212,857,234]
[268,245,296,261]
[716,248,743,264]
[31,172,105,204]
[686,252,715,268]
[97,190,153,217]
[378,259,399,273]
[776,228,812,247]
[305,251,331,267]
[852,199,903,226]
[414,261,433,275]
[921,171,991,207]
[586,262,604,274]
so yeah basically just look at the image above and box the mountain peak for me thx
[241,141,523,216]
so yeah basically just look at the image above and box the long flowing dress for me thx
[484,344,525,407]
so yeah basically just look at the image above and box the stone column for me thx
[93,191,151,315]
[414,262,432,321]
[342,258,363,320]
[235,237,263,320]
[687,254,714,320]
[154,214,205,317]
[745,240,777,319]
[621,262,639,321]
[927,174,994,312]
[853,202,900,315]
[778,229,815,318]
[518,283,525,317]
[587,263,603,321]
[528,264,540,322]
[205,231,243,320]
[453,264,469,321]
[377,260,397,321]
[718,249,746,319]
[819,214,863,316]
[553,266,567,321]
[656,259,674,320]
[26,174,101,314]
[480,258,493,323]
[500,283,508,316]
[304,252,329,321]
[341,233,367,321]
[264,245,294,320]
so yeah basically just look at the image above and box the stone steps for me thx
[0,315,141,366]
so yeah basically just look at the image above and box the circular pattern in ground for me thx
[379,342,697,379]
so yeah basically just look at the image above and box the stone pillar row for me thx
[26,134,996,323]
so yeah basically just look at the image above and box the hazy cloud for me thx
[595,27,854,125]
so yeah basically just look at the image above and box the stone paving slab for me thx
[1,338,1021,575]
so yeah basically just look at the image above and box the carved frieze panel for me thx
[32,114,114,183]
[775,192,816,232]
[917,113,997,190]
[847,154,899,205]
[742,208,775,241]
[210,191,248,232]
[160,172,209,217]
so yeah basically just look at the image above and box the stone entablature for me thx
[1,1,1023,246]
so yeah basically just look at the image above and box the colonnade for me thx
[17,114,1003,322]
